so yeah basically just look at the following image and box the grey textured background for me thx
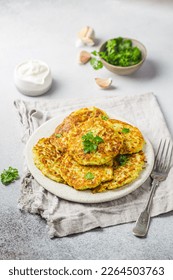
[0,0,173,259]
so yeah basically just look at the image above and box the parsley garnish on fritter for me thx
[82,132,104,153]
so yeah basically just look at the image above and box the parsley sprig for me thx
[82,132,104,153]
[122,128,130,134]
[90,51,103,70]
[117,155,129,166]
[0,167,19,185]
[90,58,103,70]
[85,172,95,180]
[55,133,62,138]
[101,115,109,121]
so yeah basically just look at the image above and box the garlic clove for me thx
[82,37,95,46]
[78,26,88,38]
[78,26,95,40]
[95,78,112,89]
[77,26,95,46]
[78,50,91,64]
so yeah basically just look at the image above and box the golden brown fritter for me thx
[50,107,109,152]
[109,119,145,154]
[59,154,113,190]
[68,118,123,165]
[93,151,145,193]
[32,138,65,183]
[32,107,146,194]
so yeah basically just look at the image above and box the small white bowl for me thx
[14,59,52,96]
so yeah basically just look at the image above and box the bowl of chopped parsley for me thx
[98,37,147,75]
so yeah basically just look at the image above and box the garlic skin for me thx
[95,78,112,89]
[82,37,95,46]
[76,26,95,47]
[77,50,91,64]
[75,38,84,48]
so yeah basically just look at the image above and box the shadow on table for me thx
[157,210,173,219]
[127,59,160,81]
[43,79,60,97]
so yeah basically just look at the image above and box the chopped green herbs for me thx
[90,37,142,70]
[82,132,104,153]
[101,115,109,121]
[99,37,142,67]
[55,133,62,138]
[85,172,95,180]
[90,57,103,70]
[122,128,130,134]
[0,167,19,185]
[91,50,97,56]
[117,155,129,166]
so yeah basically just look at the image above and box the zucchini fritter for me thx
[32,107,146,194]
[50,107,109,152]
[32,138,65,183]
[59,154,113,190]
[109,119,145,154]
[68,118,122,165]
[93,151,145,193]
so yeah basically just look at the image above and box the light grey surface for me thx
[0,0,173,260]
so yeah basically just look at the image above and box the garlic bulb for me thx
[76,26,95,47]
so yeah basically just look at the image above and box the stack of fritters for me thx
[33,107,146,193]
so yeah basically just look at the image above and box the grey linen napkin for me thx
[14,93,173,238]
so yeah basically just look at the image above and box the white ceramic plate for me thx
[25,115,154,204]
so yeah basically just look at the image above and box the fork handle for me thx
[133,179,159,237]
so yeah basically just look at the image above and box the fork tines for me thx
[155,138,173,173]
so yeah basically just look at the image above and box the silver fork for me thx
[133,138,173,237]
